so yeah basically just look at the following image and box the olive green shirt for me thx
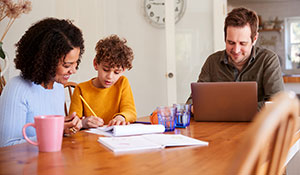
[187,46,284,109]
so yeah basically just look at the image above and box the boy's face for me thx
[93,59,125,88]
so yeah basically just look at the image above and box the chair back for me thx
[64,82,78,116]
[227,91,299,175]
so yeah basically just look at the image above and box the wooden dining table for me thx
[0,117,299,175]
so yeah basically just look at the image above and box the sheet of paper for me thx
[143,134,209,147]
[98,135,163,152]
[86,124,165,137]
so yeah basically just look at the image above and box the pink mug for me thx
[22,115,64,152]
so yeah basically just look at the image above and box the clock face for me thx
[144,0,186,28]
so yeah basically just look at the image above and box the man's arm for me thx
[262,54,284,102]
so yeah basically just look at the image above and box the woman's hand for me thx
[107,115,130,126]
[64,112,82,135]
[82,116,104,128]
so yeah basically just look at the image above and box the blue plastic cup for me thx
[157,106,175,132]
[173,104,191,128]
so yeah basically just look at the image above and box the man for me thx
[187,7,284,110]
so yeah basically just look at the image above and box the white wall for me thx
[175,0,216,104]
[2,0,218,117]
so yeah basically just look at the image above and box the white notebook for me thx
[98,134,209,153]
[86,124,165,137]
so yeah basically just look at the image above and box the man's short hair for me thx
[224,7,258,42]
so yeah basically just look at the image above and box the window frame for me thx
[284,17,300,75]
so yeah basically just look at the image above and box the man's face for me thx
[225,24,257,67]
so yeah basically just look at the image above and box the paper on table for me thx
[142,134,209,147]
[86,124,165,137]
[98,134,209,153]
[98,135,164,152]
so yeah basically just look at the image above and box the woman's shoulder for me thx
[1,76,32,101]
[5,76,32,91]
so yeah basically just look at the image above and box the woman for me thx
[0,18,84,147]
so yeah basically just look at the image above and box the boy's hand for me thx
[108,115,130,126]
[64,112,82,135]
[82,116,104,128]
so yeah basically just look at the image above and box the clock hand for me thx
[150,2,165,5]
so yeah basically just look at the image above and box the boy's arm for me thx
[114,78,137,122]
[69,86,84,118]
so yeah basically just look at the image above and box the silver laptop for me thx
[191,82,258,122]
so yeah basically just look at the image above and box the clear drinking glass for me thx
[157,106,175,131]
[173,103,191,128]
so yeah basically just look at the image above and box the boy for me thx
[69,35,137,128]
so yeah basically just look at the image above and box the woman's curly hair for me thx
[14,17,85,85]
[95,35,133,70]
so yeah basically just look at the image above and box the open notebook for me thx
[98,134,209,153]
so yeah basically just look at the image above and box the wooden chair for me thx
[0,75,6,96]
[64,81,78,116]
[227,91,299,175]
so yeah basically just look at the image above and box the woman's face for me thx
[54,47,81,85]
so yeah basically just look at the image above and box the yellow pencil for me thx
[79,95,97,117]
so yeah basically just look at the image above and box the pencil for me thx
[79,95,97,117]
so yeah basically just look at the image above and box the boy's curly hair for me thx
[14,17,85,85]
[94,35,133,70]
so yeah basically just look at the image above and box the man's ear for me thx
[93,58,98,70]
[252,32,259,46]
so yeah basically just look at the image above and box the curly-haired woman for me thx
[69,35,137,128]
[0,18,84,147]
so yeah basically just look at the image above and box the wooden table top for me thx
[0,117,295,175]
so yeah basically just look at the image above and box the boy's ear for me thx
[93,58,98,70]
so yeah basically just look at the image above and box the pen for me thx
[134,121,152,124]
[79,95,98,117]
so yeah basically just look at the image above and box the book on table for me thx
[86,124,166,137]
[98,134,209,153]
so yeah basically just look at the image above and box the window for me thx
[284,17,300,74]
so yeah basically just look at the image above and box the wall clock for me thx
[144,0,186,28]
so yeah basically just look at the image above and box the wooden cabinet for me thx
[283,75,300,83]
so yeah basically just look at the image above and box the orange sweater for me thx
[69,76,137,124]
